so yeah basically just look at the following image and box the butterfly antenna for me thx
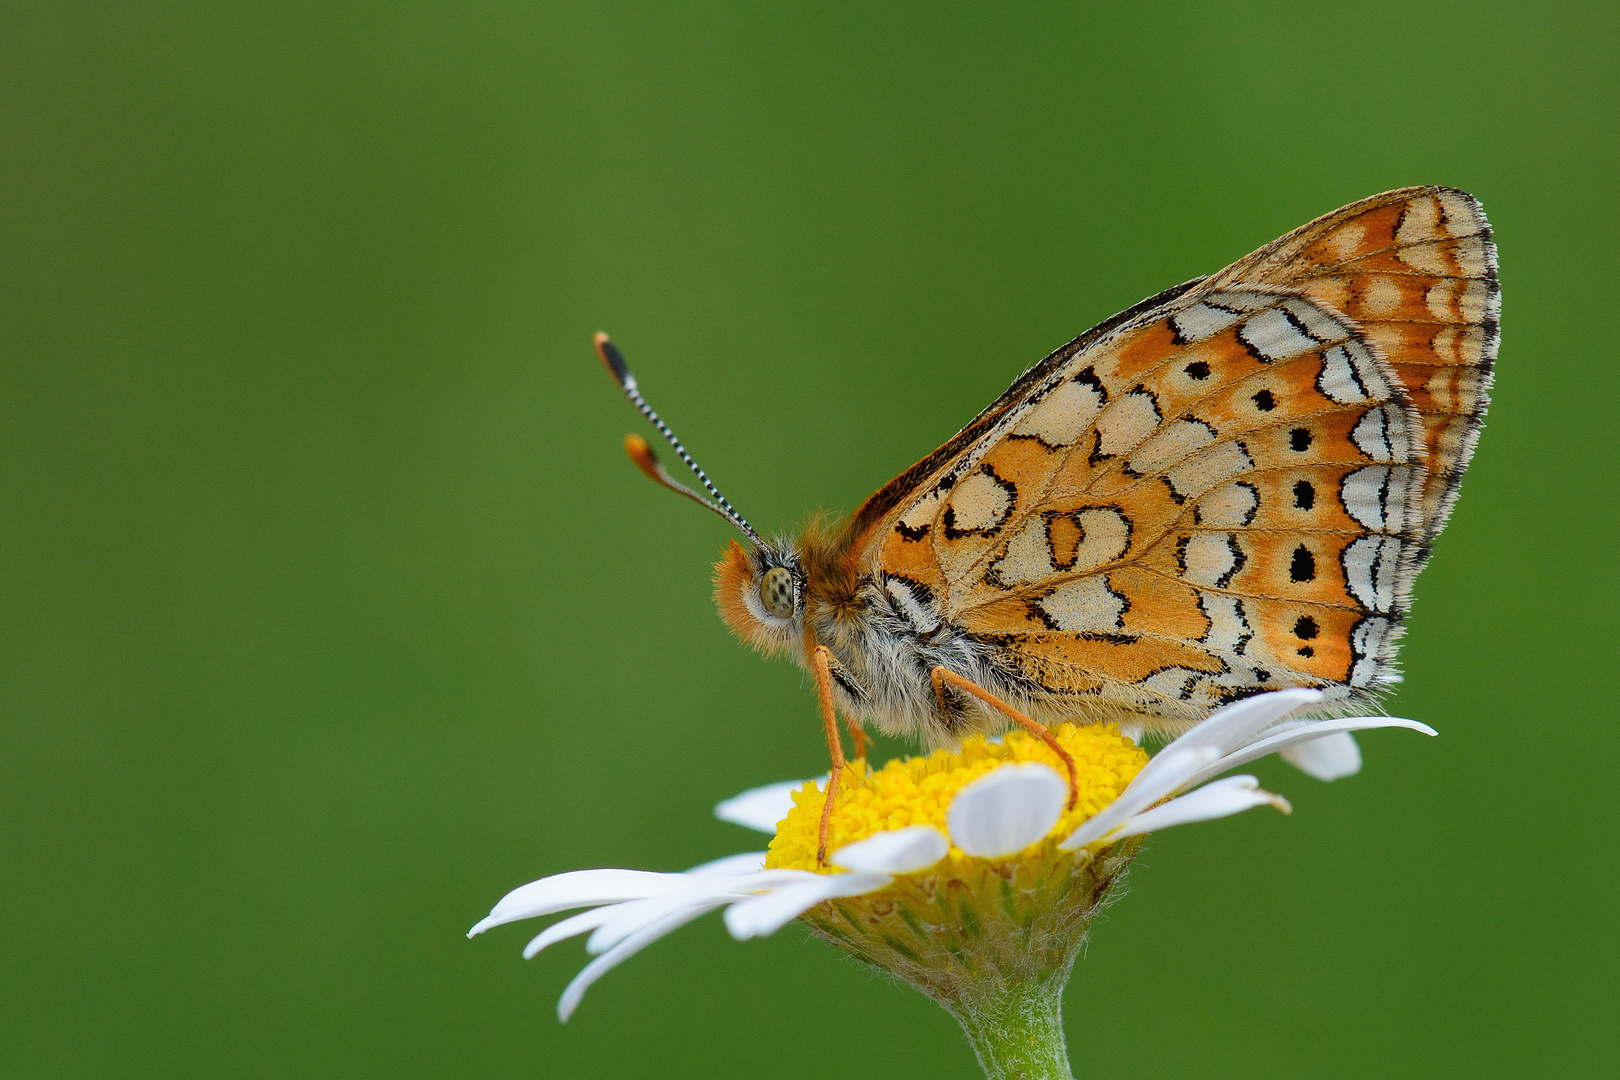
[595,333,764,545]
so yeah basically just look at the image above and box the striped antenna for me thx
[595,333,763,545]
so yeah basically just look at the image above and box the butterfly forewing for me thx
[854,283,1427,719]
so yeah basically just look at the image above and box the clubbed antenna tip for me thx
[594,332,633,388]
[594,333,762,545]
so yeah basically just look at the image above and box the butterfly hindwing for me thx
[856,284,1426,719]
[1208,186,1497,549]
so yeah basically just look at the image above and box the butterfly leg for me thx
[810,645,848,865]
[847,718,871,762]
[930,666,1079,810]
[817,649,871,761]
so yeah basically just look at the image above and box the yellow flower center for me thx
[766,723,1148,873]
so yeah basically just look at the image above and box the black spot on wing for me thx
[1290,545,1317,583]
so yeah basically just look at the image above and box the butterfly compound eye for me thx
[759,567,796,619]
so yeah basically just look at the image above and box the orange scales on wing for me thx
[838,277,1431,725]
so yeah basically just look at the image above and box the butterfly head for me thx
[713,536,805,656]
[596,333,806,654]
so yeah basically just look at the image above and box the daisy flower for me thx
[470,689,1433,1080]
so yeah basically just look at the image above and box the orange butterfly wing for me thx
[839,189,1494,726]
[1208,186,1497,547]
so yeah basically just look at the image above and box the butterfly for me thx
[597,186,1497,860]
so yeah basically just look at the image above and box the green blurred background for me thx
[2,3,1616,1077]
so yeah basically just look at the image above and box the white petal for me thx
[468,869,690,937]
[557,903,726,1023]
[946,763,1067,858]
[685,851,768,876]
[1151,688,1323,767]
[714,780,808,833]
[523,907,616,959]
[1059,689,1323,854]
[830,825,948,874]
[526,872,793,959]
[1057,745,1220,851]
[723,873,891,940]
[1183,715,1436,789]
[1108,775,1289,841]
[1280,731,1362,780]
[587,871,813,955]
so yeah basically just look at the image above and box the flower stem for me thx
[946,975,1073,1080]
